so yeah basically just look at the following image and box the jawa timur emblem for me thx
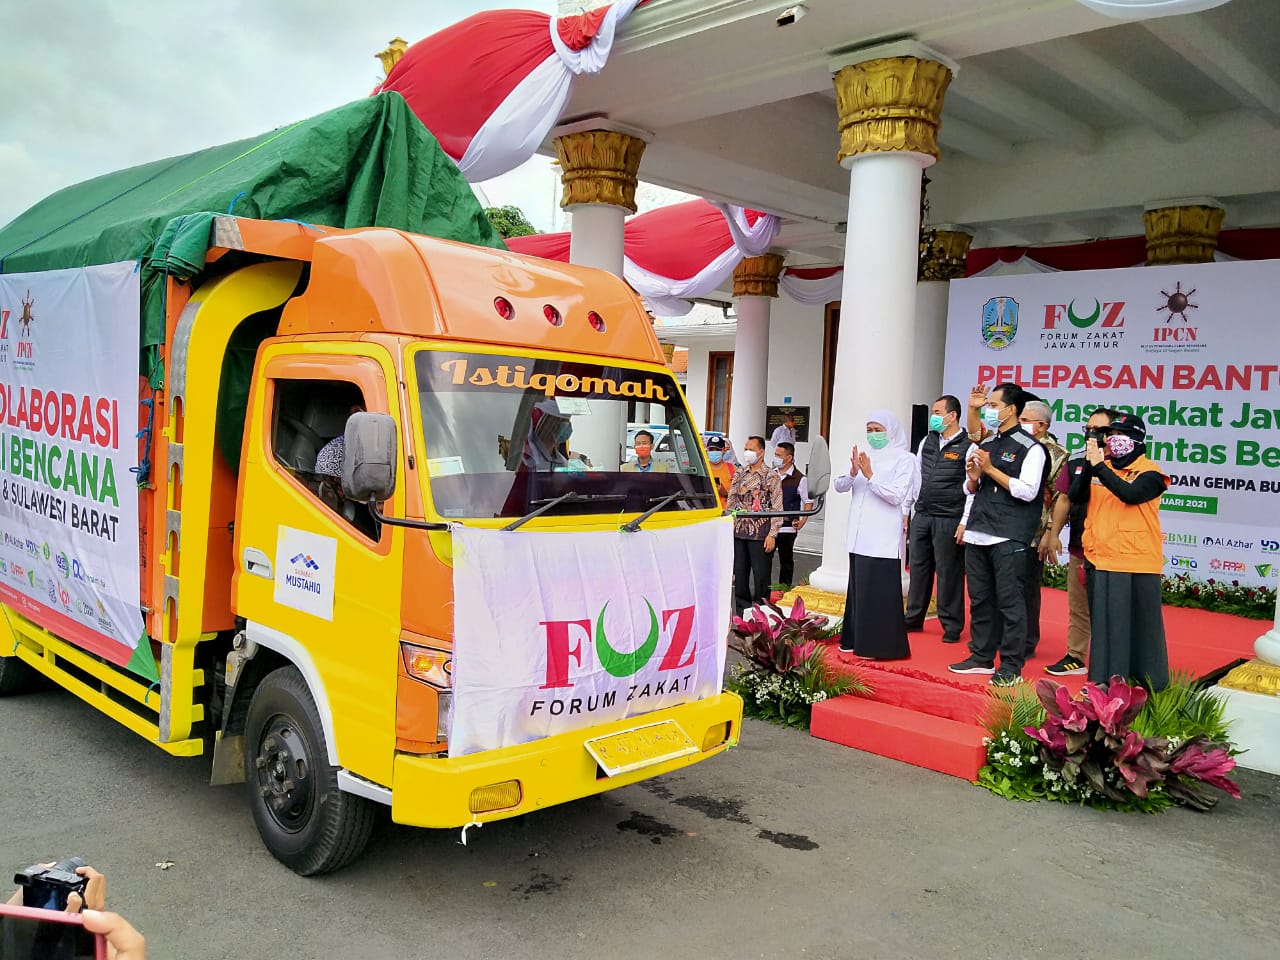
[18,291,34,336]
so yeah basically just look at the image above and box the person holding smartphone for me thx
[6,863,145,959]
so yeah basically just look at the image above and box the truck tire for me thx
[243,666,375,875]
[0,655,39,696]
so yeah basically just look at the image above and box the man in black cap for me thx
[705,435,736,501]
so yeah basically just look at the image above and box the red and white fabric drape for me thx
[778,266,843,305]
[375,1,648,182]
[506,199,781,316]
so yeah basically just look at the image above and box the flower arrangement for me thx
[1040,565,1275,620]
[727,598,870,729]
[978,673,1240,813]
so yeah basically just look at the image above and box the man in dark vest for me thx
[772,441,810,588]
[904,394,968,644]
[949,383,1048,686]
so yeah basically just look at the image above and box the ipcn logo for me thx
[540,599,695,690]
[1209,558,1247,573]
[1147,281,1204,350]
[1044,299,1125,330]
[1167,555,1198,570]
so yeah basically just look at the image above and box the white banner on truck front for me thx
[944,258,1280,587]
[0,263,146,669]
[449,519,733,756]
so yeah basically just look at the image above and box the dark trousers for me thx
[965,539,1030,674]
[1024,551,1043,655]
[733,537,772,615]
[776,531,797,587]
[904,512,966,641]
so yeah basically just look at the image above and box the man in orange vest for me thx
[1079,411,1170,690]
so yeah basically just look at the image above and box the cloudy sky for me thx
[0,0,564,229]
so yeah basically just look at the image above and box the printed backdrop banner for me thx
[0,263,150,676]
[450,518,733,756]
[945,258,1280,588]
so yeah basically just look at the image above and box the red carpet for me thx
[810,587,1261,780]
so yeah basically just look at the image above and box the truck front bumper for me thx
[390,693,743,829]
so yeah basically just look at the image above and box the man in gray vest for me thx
[949,383,1048,686]
[904,395,967,644]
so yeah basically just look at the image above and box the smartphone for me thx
[0,902,105,960]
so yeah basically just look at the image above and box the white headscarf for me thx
[867,408,921,501]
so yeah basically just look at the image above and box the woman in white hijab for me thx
[834,409,920,661]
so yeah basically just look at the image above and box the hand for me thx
[849,445,860,477]
[795,516,807,531]
[764,535,776,554]
[969,385,988,410]
[857,451,873,479]
[1038,532,1059,564]
[954,523,966,544]
[973,449,993,476]
[1085,437,1105,466]
[82,910,146,960]
[965,451,983,481]
[66,866,106,912]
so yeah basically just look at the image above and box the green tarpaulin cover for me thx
[0,92,506,383]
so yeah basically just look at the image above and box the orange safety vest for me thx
[1082,454,1168,574]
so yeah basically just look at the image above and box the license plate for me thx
[584,720,699,777]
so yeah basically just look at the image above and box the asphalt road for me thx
[2,686,1278,960]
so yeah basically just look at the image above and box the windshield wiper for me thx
[502,492,628,531]
[623,492,718,532]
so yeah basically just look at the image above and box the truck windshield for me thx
[413,349,716,519]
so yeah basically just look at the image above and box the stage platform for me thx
[810,587,1261,781]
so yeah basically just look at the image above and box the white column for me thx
[727,295,771,454]
[912,280,950,406]
[568,204,626,276]
[1257,593,1280,666]
[810,151,930,594]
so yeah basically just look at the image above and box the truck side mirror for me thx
[806,437,832,497]
[342,412,397,503]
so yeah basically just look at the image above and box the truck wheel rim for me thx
[253,716,315,832]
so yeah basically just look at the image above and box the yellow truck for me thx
[0,96,793,874]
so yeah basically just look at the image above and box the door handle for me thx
[243,548,273,579]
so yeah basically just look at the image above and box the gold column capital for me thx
[553,130,647,212]
[376,37,408,78]
[833,56,952,166]
[919,229,973,281]
[732,253,786,299]
[1144,203,1224,265]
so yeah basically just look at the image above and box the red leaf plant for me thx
[1025,676,1239,808]
[729,596,827,674]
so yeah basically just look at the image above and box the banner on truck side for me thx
[0,263,152,677]
[944,258,1280,587]
[449,519,733,756]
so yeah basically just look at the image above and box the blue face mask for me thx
[981,405,1003,430]
[928,413,946,433]
[707,451,724,464]
[556,422,573,444]
[867,432,889,450]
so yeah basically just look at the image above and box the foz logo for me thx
[1043,298,1126,330]
[540,600,696,689]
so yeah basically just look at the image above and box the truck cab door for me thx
[233,347,405,788]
